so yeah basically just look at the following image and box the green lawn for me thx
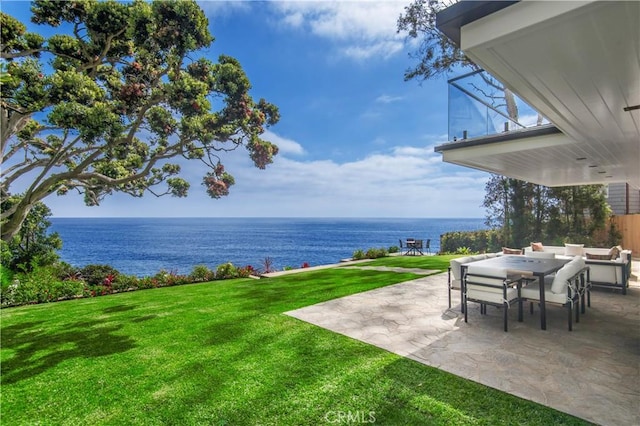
[350,254,460,269]
[1,262,589,425]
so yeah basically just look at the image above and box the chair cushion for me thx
[467,286,518,304]
[521,283,567,304]
[466,265,509,294]
[550,256,584,294]
[450,256,475,280]
[469,254,489,262]
[466,265,508,278]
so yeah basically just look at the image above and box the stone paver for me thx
[286,268,640,426]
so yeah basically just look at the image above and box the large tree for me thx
[483,174,610,247]
[1,0,280,242]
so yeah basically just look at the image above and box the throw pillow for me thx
[564,243,584,256]
[502,247,523,255]
[525,251,556,259]
[608,246,621,260]
[531,242,544,252]
[586,253,612,261]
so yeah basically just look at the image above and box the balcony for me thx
[448,69,549,141]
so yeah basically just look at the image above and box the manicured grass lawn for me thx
[352,254,460,270]
[1,263,589,425]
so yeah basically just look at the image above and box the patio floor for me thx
[286,264,640,426]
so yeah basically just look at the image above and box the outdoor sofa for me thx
[523,244,632,295]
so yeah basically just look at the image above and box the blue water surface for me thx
[50,217,487,276]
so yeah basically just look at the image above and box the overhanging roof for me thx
[435,0,640,189]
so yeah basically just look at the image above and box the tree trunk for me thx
[1,200,32,242]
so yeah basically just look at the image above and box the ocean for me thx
[49,217,487,277]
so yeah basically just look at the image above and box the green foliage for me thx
[352,249,366,260]
[152,270,190,287]
[1,0,280,242]
[0,264,14,288]
[353,247,389,260]
[190,264,214,282]
[1,198,61,270]
[1,265,84,306]
[112,274,139,292]
[366,247,388,259]
[388,245,399,253]
[78,264,120,286]
[453,247,473,255]
[483,176,612,248]
[397,0,476,81]
[440,229,502,254]
[215,262,239,280]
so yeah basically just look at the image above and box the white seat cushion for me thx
[467,286,518,304]
[521,283,568,304]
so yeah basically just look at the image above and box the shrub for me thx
[190,265,214,282]
[52,262,80,281]
[388,246,399,254]
[259,257,276,274]
[365,247,388,259]
[79,264,120,286]
[215,262,238,280]
[50,280,84,300]
[1,265,84,305]
[152,270,190,287]
[112,274,139,292]
[137,277,159,289]
[1,264,13,288]
[352,249,365,260]
[440,230,502,254]
[237,265,254,278]
[454,247,473,255]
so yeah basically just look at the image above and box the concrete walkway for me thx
[286,266,640,426]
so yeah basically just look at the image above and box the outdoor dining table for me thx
[404,239,423,256]
[461,255,571,330]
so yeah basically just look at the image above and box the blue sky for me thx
[4,0,490,218]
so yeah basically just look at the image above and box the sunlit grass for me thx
[1,262,589,425]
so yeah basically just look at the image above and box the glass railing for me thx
[448,69,549,141]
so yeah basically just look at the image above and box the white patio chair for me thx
[463,265,523,332]
[521,256,587,331]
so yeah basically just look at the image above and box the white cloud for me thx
[46,132,489,218]
[197,1,251,16]
[270,1,407,61]
[376,94,404,104]
[262,130,306,156]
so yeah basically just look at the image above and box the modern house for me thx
[433,1,639,205]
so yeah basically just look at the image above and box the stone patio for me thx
[286,265,640,426]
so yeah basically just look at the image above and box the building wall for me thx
[608,183,640,215]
